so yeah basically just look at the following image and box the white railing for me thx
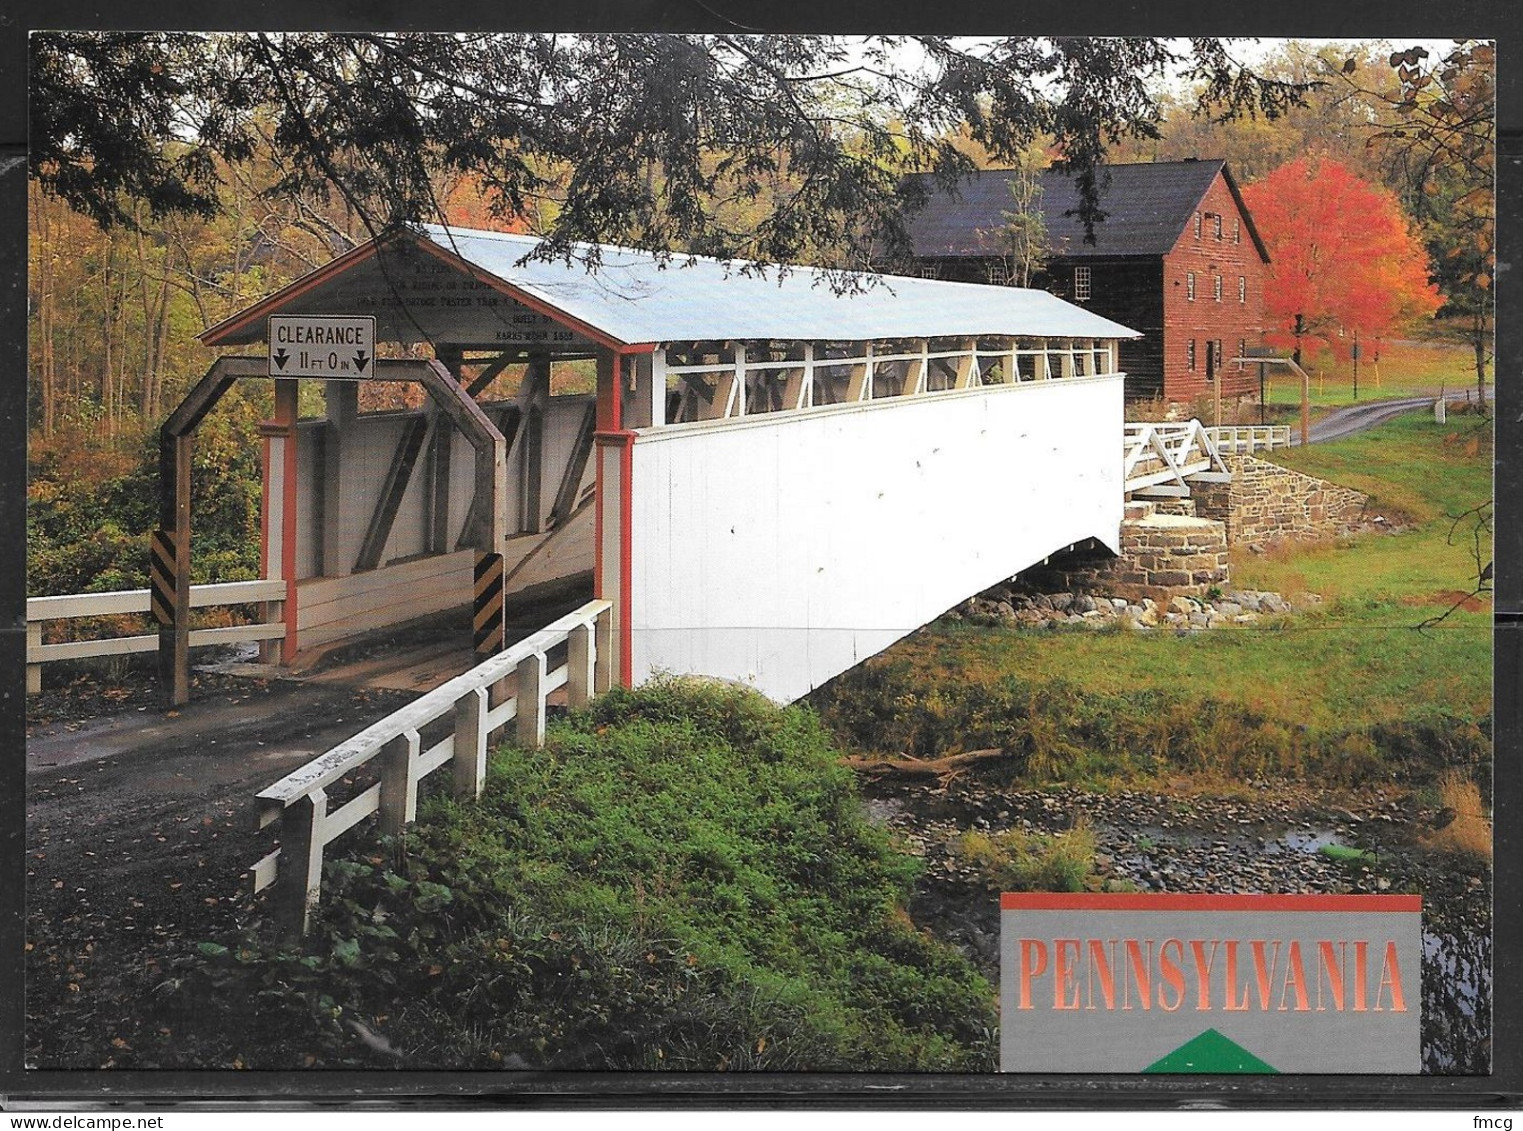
[26,579,287,693]
[1123,420,1229,494]
[250,598,613,935]
[1206,425,1293,454]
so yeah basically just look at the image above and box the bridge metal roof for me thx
[201,223,1141,351]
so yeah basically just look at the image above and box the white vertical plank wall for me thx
[626,374,1126,703]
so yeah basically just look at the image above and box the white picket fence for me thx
[26,579,287,693]
[1205,425,1293,454]
[250,598,614,934]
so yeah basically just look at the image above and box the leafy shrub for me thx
[171,678,996,1071]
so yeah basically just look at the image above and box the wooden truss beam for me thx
[353,415,431,572]
[548,401,599,530]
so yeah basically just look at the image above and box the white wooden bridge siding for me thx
[289,395,595,651]
[627,374,1125,702]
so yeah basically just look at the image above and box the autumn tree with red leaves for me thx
[1241,157,1441,367]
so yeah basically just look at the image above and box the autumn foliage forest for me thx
[27,37,1495,600]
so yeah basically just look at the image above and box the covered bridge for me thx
[185,223,1138,703]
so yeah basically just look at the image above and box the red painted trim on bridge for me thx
[619,426,635,687]
[1001,893,1422,913]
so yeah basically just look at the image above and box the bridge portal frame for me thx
[155,356,508,706]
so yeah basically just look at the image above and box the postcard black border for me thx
[1,0,1518,1109]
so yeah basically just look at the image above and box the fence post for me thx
[567,620,596,708]
[453,686,489,801]
[378,729,420,838]
[261,599,284,664]
[594,605,615,693]
[516,651,547,748]
[275,788,328,938]
[26,622,41,695]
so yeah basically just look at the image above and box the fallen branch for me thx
[841,748,1011,776]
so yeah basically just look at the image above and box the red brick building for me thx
[901,158,1273,402]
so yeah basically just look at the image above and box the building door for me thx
[1205,338,1215,385]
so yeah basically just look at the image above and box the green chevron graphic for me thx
[1142,1028,1279,1074]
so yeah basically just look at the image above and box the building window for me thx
[1239,338,1247,361]
[1239,276,1247,303]
[1213,213,1223,241]
[1187,339,1197,371]
[1234,218,1241,244]
[1194,212,1202,239]
[919,264,939,280]
[1213,274,1223,302]
[1073,265,1091,301]
[1214,340,1224,368]
[988,261,1008,286]
[1186,272,1196,301]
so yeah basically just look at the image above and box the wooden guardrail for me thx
[26,579,287,694]
[1205,425,1293,454]
[1123,420,1229,495]
[250,598,613,935]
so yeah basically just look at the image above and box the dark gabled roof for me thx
[902,159,1270,263]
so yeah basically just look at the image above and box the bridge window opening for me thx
[1013,338,1047,381]
[975,339,1015,385]
[866,342,917,398]
[742,350,805,415]
[1080,340,1099,377]
[1057,340,1077,380]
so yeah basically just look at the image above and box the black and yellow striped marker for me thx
[474,551,505,656]
[150,529,177,627]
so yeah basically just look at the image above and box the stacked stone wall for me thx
[1038,513,1228,600]
[1192,455,1369,548]
[1006,453,1369,605]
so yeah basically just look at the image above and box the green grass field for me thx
[865,409,1493,737]
[1260,338,1485,410]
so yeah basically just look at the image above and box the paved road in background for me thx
[1294,394,1447,446]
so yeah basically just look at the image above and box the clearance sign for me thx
[1000,893,1421,1074]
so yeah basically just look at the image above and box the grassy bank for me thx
[167,680,996,1071]
[811,409,1492,783]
